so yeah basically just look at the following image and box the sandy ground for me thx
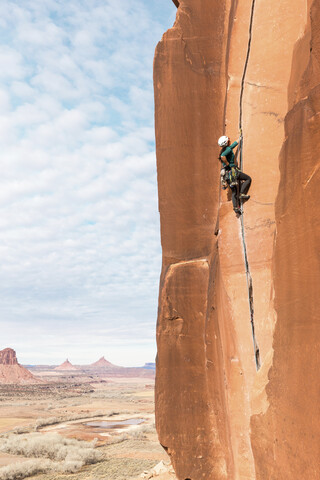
[0,375,176,479]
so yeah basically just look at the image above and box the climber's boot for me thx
[234,207,242,215]
[240,194,250,201]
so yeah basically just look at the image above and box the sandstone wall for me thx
[154,3,233,477]
[155,0,319,479]
[251,1,320,477]
[0,348,18,365]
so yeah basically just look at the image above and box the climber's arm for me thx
[220,154,230,167]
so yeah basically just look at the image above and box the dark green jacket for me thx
[221,141,238,168]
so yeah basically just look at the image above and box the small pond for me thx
[84,418,145,430]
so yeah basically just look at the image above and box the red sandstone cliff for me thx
[0,348,38,384]
[154,1,319,479]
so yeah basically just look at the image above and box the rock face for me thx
[154,1,319,479]
[0,348,37,384]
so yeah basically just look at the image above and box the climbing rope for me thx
[238,0,261,371]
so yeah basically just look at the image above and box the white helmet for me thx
[218,135,229,147]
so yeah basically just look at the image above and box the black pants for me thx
[231,171,251,209]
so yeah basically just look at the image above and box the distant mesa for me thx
[0,348,18,366]
[90,356,114,368]
[142,362,156,370]
[0,348,39,384]
[83,356,155,378]
[54,359,78,371]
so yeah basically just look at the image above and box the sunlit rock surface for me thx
[0,348,37,384]
[0,348,18,366]
[154,1,319,478]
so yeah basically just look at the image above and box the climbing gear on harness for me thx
[228,166,239,187]
[240,193,250,200]
[218,135,229,147]
[220,168,228,189]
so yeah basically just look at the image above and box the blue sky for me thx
[0,1,177,366]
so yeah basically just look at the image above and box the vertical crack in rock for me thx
[238,0,261,371]
[239,0,256,136]
[239,218,260,370]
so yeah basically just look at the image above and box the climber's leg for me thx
[239,171,251,195]
[231,186,241,214]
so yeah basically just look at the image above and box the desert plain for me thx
[0,357,176,480]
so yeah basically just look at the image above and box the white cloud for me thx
[0,0,176,365]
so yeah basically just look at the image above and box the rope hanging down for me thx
[238,0,261,371]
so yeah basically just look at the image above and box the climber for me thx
[218,135,251,215]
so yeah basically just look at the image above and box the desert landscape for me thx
[2,0,319,478]
[0,348,174,480]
